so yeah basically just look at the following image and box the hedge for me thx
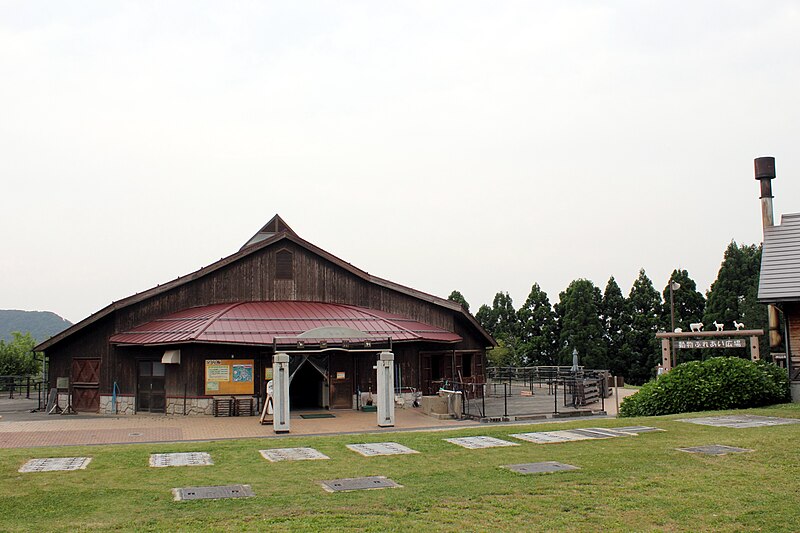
[619,357,790,417]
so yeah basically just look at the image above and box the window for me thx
[276,250,293,280]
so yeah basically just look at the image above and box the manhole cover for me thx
[346,442,419,457]
[19,457,92,473]
[173,484,254,501]
[677,445,753,455]
[320,476,401,492]
[260,447,329,462]
[444,436,520,449]
[150,452,213,467]
[504,461,580,474]
[677,415,800,428]
[614,426,665,434]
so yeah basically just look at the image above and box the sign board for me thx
[264,368,273,380]
[205,359,254,395]
[677,339,746,349]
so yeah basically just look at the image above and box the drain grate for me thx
[260,447,329,462]
[444,436,520,449]
[320,476,401,492]
[504,461,580,474]
[173,484,254,501]
[150,452,213,468]
[346,442,419,457]
[677,445,753,455]
[19,457,92,473]
[677,415,800,429]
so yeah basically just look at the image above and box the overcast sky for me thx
[2,1,799,324]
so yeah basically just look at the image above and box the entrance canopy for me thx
[109,301,462,346]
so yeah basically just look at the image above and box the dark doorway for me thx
[137,360,166,413]
[290,361,326,409]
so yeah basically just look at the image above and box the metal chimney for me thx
[755,156,782,348]
[755,156,776,229]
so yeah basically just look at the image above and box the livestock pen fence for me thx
[0,375,45,399]
[445,366,611,420]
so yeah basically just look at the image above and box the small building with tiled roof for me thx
[36,216,494,415]
[754,157,800,400]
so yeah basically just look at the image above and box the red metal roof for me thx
[109,301,462,346]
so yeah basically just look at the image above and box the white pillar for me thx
[273,353,290,433]
[376,351,395,427]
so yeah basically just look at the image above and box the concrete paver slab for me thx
[259,447,329,462]
[19,457,92,473]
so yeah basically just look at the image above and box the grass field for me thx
[1,404,799,532]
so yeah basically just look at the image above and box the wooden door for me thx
[329,353,353,409]
[137,360,166,413]
[421,353,433,395]
[71,358,100,412]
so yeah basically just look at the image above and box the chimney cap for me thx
[755,156,776,180]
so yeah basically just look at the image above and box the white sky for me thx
[2,1,799,324]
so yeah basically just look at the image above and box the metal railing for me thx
[452,369,609,420]
[0,375,45,399]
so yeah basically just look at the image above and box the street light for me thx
[669,280,681,367]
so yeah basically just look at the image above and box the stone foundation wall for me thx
[99,395,135,415]
[166,397,213,416]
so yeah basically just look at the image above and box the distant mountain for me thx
[0,310,73,344]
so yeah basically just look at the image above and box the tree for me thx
[447,290,470,313]
[625,269,662,384]
[660,269,706,363]
[475,304,494,334]
[554,279,607,369]
[477,292,523,366]
[704,241,767,357]
[0,331,40,376]
[601,276,629,377]
[517,283,557,365]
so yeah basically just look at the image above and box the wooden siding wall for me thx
[114,242,460,335]
[787,303,800,369]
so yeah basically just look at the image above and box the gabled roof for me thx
[109,301,462,346]
[36,216,495,351]
[759,212,800,302]
[240,214,297,250]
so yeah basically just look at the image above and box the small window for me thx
[276,249,294,280]
[152,362,166,377]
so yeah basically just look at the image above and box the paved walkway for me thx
[0,388,635,449]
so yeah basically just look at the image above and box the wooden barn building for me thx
[35,216,494,415]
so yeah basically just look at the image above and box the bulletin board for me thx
[205,359,255,396]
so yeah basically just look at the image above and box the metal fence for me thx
[0,375,47,409]
[450,366,609,420]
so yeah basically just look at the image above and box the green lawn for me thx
[2,404,799,532]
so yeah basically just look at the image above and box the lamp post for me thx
[669,280,681,367]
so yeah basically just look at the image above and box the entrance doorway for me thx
[137,360,166,413]
[289,354,329,410]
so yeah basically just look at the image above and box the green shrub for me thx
[619,357,790,417]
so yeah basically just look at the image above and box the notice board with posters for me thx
[205,359,255,395]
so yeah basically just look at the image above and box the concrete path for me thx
[0,388,637,449]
